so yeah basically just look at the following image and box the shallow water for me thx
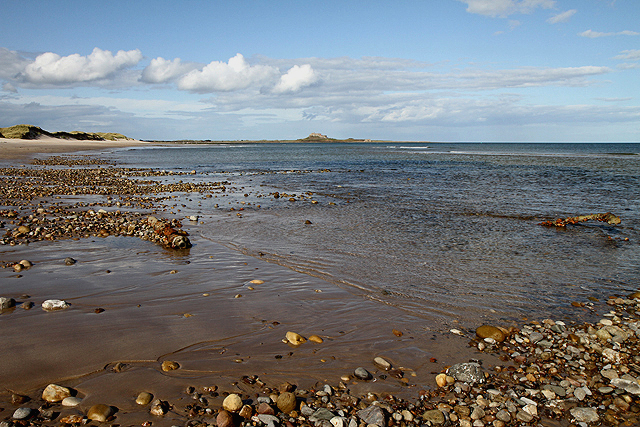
[110,142,640,328]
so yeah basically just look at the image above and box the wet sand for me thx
[0,137,150,161]
[2,142,640,427]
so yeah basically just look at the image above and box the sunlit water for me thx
[111,142,640,327]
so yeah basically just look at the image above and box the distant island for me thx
[0,124,132,141]
[149,133,384,144]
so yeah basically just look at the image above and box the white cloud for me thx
[177,53,278,93]
[272,64,318,93]
[141,57,197,83]
[579,29,639,38]
[0,48,31,80]
[21,47,142,84]
[613,49,640,61]
[547,9,576,24]
[458,0,555,18]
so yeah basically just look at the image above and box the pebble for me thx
[64,257,76,265]
[161,360,180,371]
[42,384,71,402]
[276,391,297,413]
[422,409,445,425]
[285,331,306,345]
[217,410,235,427]
[373,356,391,370]
[447,362,485,384]
[570,407,600,423]
[0,297,16,310]
[61,396,82,406]
[136,392,154,405]
[308,334,324,343]
[475,325,506,342]
[41,299,69,311]
[12,407,32,420]
[87,404,114,422]
[354,367,372,380]
[223,393,243,412]
[149,399,170,416]
[357,405,385,427]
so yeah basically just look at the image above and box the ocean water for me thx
[112,142,640,327]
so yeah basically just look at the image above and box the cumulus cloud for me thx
[272,64,318,93]
[177,53,278,93]
[579,29,639,38]
[0,48,31,80]
[21,47,142,84]
[458,0,555,18]
[141,57,197,84]
[547,9,576,24]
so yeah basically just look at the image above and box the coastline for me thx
[1,146,640,427]
[0,137,151,161]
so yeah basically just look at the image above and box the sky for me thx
[1,0,639,142]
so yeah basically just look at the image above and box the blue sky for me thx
[1,0,639,141]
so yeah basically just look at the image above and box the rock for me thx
[611,378,640,394]
[257,414,280,427]
[574,387,590,401]
[357,405,385,427]
[495,409,510,422]
[422,409,445,425]
[161,360,179,371]
[277,391,297,413]
[528,331,543,343]
[62,396,82,406]
[11,394,29,404]
[435,373,448,387]
[223,393,244,412]
[12,407,32,420]
[42,384,71,402]
[239,404,253,419]
[136,392,153,405]
[59,415,84,424]
[570,407,599,423]
[516,410,533,422]
[330,416,346,427]
[285,331,306,345]
[447,362,485,384]
[257,402,275,415]
[150,399,170,416]
[64,257,76,265]
[354,367,372,380]
[42,299,69,311]
[373,356,392,370]
[217,410,235,427]
[476,325,506,342]
[19,260,33,268]
[308,334,324,343]
[0,297,16,310]
[87,404,114,422]
[310,408,335,422]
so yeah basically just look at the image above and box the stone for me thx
[357,405,385,427]
[373,356,392,370]
[42,299,69,311]
[19,260,33,268]
[257,414,280,427]
[529,331,543,343]
[447,362,485,384]
[12,407,32,420]
[285,331,306,345]
[59,415,85,424]
[62,396,82,406]
[435,373,448,387]
[495,409,510,422]
[150,399,170,416]
[223,393,243,412]
[310,408,335,422]
[516,410,533,422]
[330,416,346,427]
[570,407,599,423]
[217,410,235,427]
[87,404,114,422]
[161,360,179,371]
[64,257,77,265]
[470,407,485,420]
[239,404,253,419]
[277,391,297,413]
[42,384,71,402]
[354,367,372,380]
[309,334,324,343]
[611,378,640,394]
[422,409,445,425]
[136,392,153,405]
[0,297,16,310]
[476,325,506,342]
[257,402,275,415]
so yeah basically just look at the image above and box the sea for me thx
[108,142,640,328]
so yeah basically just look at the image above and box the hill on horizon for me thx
[0,124,132,141]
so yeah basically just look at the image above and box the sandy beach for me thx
[2,140,640,427]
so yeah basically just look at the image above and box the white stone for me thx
[42,299,69,311]
[62,397,82,407]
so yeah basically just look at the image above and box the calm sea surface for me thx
[111,142,640,327]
